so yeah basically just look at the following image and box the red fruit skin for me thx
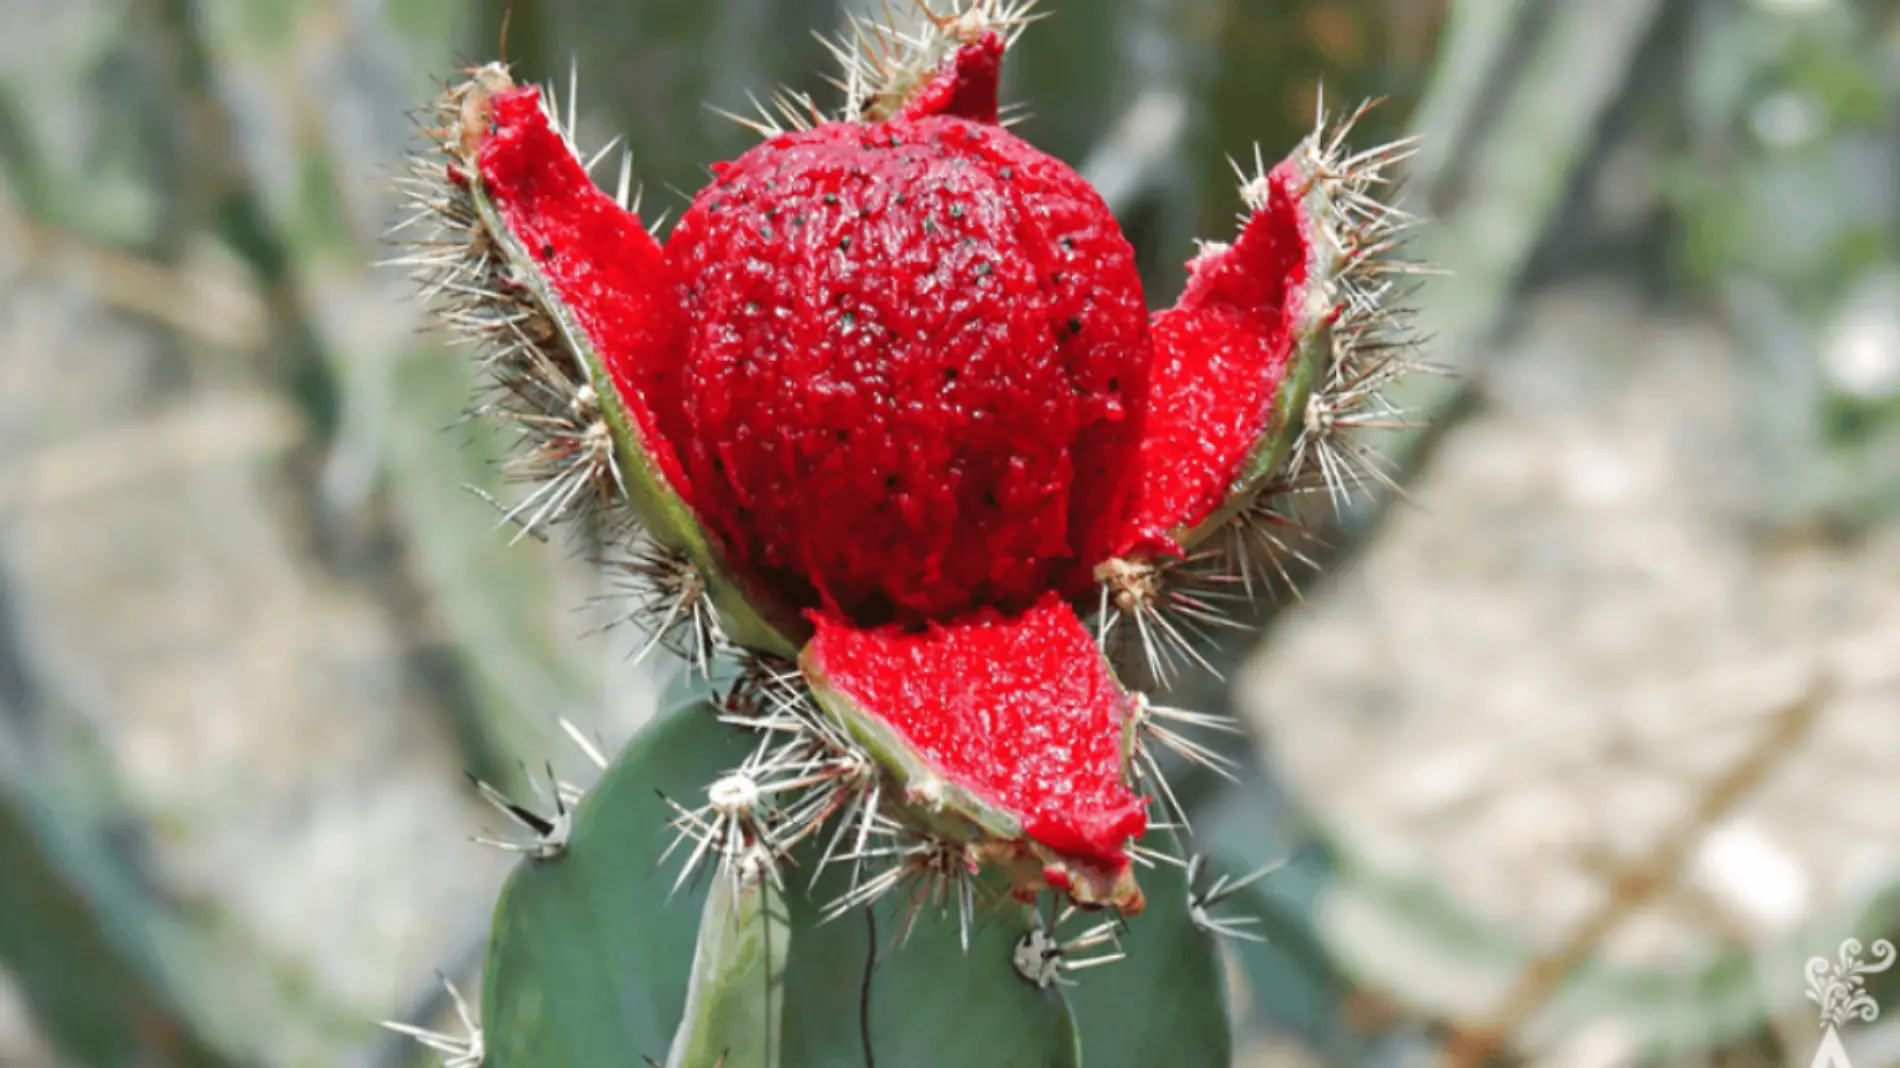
[475,86,693,502]
[1120,157,1316,548]
[662,113,1151,626]
[803,596,1147,867]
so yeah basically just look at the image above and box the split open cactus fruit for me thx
[388,0,1425,1059]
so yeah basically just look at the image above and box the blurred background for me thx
[1,0,1899,1066]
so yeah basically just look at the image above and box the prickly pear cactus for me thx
[384,2,1426,1064]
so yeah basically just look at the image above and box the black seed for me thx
[944,367,959,381]
[950,204,964,219]
[745,301,761,315]
[1107,377,1120,391]
[884,475,899,490]
[825,193,840,206]
[983,489,999,507]
[539,243,555,259]
[1067,318,1083,335]
[835,429,849,442]
[895,193,908,205]
[840,236,853,251]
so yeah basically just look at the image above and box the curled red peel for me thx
[801,596,1147,914]
[900,33,1006,124]
[453,73,803,654]
[1121,156,1326,550]
[476,85,693,503]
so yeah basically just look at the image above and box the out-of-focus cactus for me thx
[383,1,1427,1062]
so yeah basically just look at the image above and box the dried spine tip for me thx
[1274,96,1435,513]
[1186,853,1285,943]
[822,0,1044,121]
[386,63,630,544]
[469,764,580,860]
[597,542,725,676]
[664,670,882,894]
[1094,553,1249,687]
[1122,694,1245,836]
[827,832,980,951]
[381,974,484,1068]
[1220,494,1323,604]
[1012,904,1126,989]
[662,770,778,894]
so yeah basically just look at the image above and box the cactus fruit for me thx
[386,1,1425,1062]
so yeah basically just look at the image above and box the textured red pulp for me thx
[475,87,695,501]
[806,596,1147,864]
[661,113,1152,627]
[1122,159,1315,544]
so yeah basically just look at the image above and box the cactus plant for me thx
[384,1,1426,1063]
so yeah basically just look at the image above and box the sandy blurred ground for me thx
[1232,280,1900,1068]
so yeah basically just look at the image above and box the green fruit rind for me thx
[799,651,1024,845]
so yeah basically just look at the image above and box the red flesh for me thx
[475,87,694,502]
[900,34,1005,124]
[1119,158,1317,547]
[664,113,1150,625]
[805,597,1147,865]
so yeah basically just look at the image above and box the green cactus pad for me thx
[481,693,1085,1067]
[663,871,789,1068]
[778,867,1083,1068]
[1066,847,1234,1068]
[480,698,755,1065]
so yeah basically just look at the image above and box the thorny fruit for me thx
[393,0,1422,935]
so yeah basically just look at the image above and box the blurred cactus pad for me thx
[382,1,1429,1063]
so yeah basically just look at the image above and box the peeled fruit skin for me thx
[802,596,1147,913]
[662,110,1152,627]
[468,82,804,655]
[475,85,693,502]
[1120,156,1322,548]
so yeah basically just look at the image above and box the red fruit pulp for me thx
[660,114,1151,626]
[1123,158,1316,544]
[805,596,1147,865]
[474,86,694,501]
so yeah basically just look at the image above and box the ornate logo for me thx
[1805,938,1896,1068]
